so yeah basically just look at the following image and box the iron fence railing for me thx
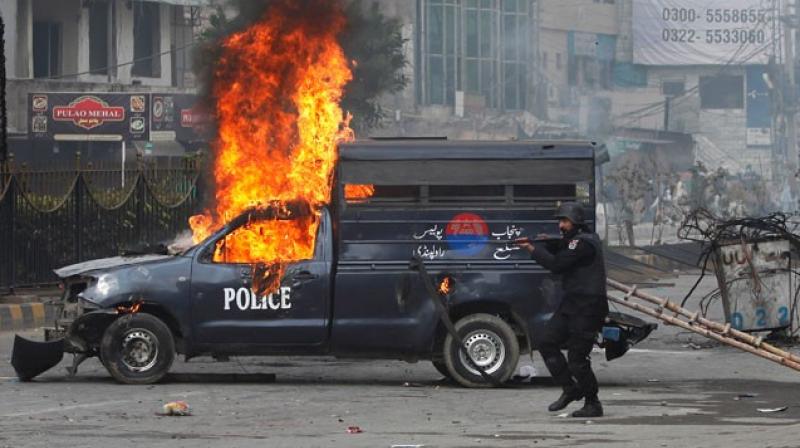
[0,158,203,289]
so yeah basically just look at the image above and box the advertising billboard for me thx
[29,93,149,141]
[633,0,779,66]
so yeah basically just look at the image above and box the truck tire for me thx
[443,313,519,388]
[432,360,452,379]
[100,313,175,384]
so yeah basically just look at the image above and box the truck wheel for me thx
[443,313,519,388]
[100,313,175,384]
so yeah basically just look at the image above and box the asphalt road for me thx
[1,275,799,448]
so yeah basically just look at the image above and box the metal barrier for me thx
[0,159,203,289]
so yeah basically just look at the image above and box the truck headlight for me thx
[94,274,119,297]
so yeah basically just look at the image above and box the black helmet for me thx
[555,202,585,225]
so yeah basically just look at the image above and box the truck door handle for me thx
[293,271,318,282]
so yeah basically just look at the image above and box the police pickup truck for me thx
[12,140,654,387]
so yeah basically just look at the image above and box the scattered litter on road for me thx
[346,426,363,434]
[402,381,424,387]
[557,412,569,418]
[757,407,788,413]
[682,343,702,350]
[647,379,660,383]
[390,445,424,448]
[510,364,537,383]
[585,420,594,425]
[733,393,757,401]
[159,401,191,416]
[660,401,668,406]
[518,364,537,377]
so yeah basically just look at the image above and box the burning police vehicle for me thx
[12,140,655,386]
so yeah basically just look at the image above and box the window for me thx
[501,0,529,110]
[514,184,576,201]
[567,32,615,90]
[89,1,114,75]
[419,0,532,110]
[344,184,508,206]
[429,185,505,202]
[556,52,562,70]
[341,159,593,188]
[132,2,161,77]
[344,183,592,208]
[424,0,458,106]
[344,185,420,204]
[700,75,744,109]
[210,214,318,264]
[465,0,497,104]
[32,21,61,78]
[542,51,548,70]
[662,80,685,97]
[568,56,578,86]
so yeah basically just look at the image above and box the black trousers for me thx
[539,311,605,400]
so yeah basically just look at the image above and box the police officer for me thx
[516,202,608,418]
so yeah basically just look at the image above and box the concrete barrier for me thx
[0,302,57,331]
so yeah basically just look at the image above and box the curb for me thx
[0,302,57,331]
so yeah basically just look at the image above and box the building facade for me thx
[374,0,785,179]
[536,0,784,177]
[1,0,215,166]
[371,0,545,140]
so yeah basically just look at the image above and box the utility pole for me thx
[784,0,798,179]
[0,15,6,166]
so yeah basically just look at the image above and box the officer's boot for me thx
[547,388,583,412]
[571,396,603,418]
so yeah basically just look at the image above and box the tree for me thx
[192,0,407,133]
[339,1,408,133]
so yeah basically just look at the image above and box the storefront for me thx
[24,92,209,167]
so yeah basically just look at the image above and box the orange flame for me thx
[117,301,142,315]
[189,0,353,294]
[344,184,375,201]
[438,277,452,295]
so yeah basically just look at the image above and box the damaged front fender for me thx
[11,309,121,381]
[11,335,65,381]
[65,309,120,353]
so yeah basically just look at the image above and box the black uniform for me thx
[530,229,608,401]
